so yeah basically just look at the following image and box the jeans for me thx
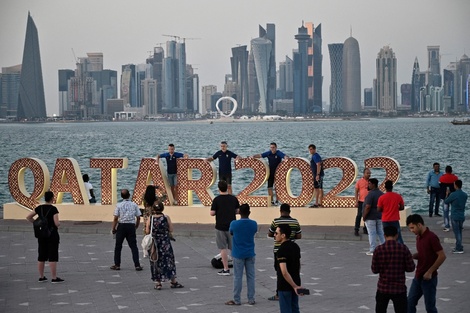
[428,188,440,215]
[233,256,255,304]
[451,219,464,251]
[407,276,438,313]
[382,221,404,245]
[441,200,450,228]
[354,201,366,232]
[278,290,299,313]
[376,291,407,313]
[114,223,140,267]
[365,219,385,252]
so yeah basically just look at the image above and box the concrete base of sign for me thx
[3,202,411,227]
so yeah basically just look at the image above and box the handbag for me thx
[141,216,154,257]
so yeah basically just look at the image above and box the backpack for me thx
[33,206,52,239]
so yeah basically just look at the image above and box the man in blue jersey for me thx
[157,144,188,205]
[252,142,288,205]
[308,144,324,208]
[206,141,241,194]
[426,162,442,217]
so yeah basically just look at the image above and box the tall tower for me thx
[313,23,323,113]
[427,46,441,87]
[176,42,186,110]
[328,43,343,113]
[411,57,421,112]
[251,37,272,113]
[375,46,397,113]
[342,36,361,112]
[259,24,276,113]
[230,45,249,112]
[293,24,310,114]
[17,12,47,119]
[1,65,21,118]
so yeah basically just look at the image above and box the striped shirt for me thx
[269,216,302,253]
[113,199,141,224]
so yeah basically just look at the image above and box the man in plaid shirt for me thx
[371,226,415,313]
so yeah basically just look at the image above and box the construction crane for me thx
[71,48,78,64]
[162,34,201,43]
[162,34,180,41]
[180,37,201,43]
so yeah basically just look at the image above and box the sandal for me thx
[154,283,162,290]
[170,281,184,288]
[225,300,240,305]
[110,265,120,270]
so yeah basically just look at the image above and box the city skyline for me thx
[1,0,469,115]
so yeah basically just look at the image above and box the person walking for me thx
[206,141,241,195]
[371,226,415,313]
[363,178,385,255]
[210,180,240,275]
[426,163,442,217]
[26,191,64,283]
[146,202,183,290]
[225,204,257,306]
[406,214,446,313]
[354,168,371,236]
[444,180,467,254]
[267,203,302,301]
[110,189,143,271]
[275,224,305,313]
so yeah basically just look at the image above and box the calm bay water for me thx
[1,117,469,215]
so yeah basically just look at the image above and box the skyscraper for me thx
[293,24,310,114]
[1,65,21,118]
[58,69,74,116]
[411,57,421,112]
[17,12,47,119]
[121,64,136,107]
[251,37,272,113]
[201,85,217,115]
[427,46,441,87]
[328,43,343,113]
[375,46,397,113]
[259,24,276,113]
[230,45,249,112]
[342,36,361,112]
[305,22,323,113]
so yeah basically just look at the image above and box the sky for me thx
[1,0,469,116]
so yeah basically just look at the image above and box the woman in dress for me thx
[145,202,183,290]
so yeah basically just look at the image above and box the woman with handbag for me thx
[145,202,183,290]
[142,185,167,235]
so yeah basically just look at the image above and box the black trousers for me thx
[375,291,407,313]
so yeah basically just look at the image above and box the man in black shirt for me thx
[210,180,240,275]
[275,224,304,313]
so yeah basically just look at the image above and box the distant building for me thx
[201,85,217,115]
[342,36,361,112]
[375,46,397,114]
[277,56,293,100]
[230,45,249,112]
[411,57,422,112]
[260,24,276,114]
[273,99,294,115]
[305,22,322,113]
[106,99,124,117]
[427,46,441,87]
[146,46,164,112]
[328,43,343,113]
[1,65,21,118]
[251,37,272,113]
[293,23,310,115]
[401,84,412,106]
[141,78,158,116]
[364,88,373,107]
[211,92,223,112]
[120,64,136,107]
[17,12,47,119]
[58,69,74,116]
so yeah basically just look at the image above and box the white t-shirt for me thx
[84,182,93,200]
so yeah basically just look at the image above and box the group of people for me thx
[157,142,325,207]
[426,162,467,254]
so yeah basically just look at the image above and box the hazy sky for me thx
[1,0,469,115]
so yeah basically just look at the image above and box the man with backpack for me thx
[26,191,64,283]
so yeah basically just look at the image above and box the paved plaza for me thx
[0,218,469,313]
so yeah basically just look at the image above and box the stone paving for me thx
[0,216,469,313]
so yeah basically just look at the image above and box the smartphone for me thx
[297,288,310,295]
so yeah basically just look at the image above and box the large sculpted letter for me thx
[322,157,358,208]
[275,157,314,207]
[177,158,216,206]
[131,158,170,206]
[50,158,88,204]
[235,158,270,206]
[364,157,400,192]
[90,158,128,205]
[8,158,50,209]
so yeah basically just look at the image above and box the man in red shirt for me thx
[439,165,458,231]
[378,180,405,244]
[354,168,371,236]
[406,214,446,313]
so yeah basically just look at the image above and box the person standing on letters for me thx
[206,141,241,195]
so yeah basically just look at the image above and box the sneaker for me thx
[173,200,177,205]
[443,228,450,232]
[274,201,280,205]
[38,276,47,283]
[365,251,374,256]
[271,201,275,206]
[217,269,230,276]
[51,277,65,283]
[452,249,464,254]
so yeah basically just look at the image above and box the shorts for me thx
[314,176,323,189]
[267,173,275,188]
[215,230,232,250]
[219,173,232,185]
[167,173,177,186]
[37,235,60,262]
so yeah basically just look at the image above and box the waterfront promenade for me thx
[0,217,469,312]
